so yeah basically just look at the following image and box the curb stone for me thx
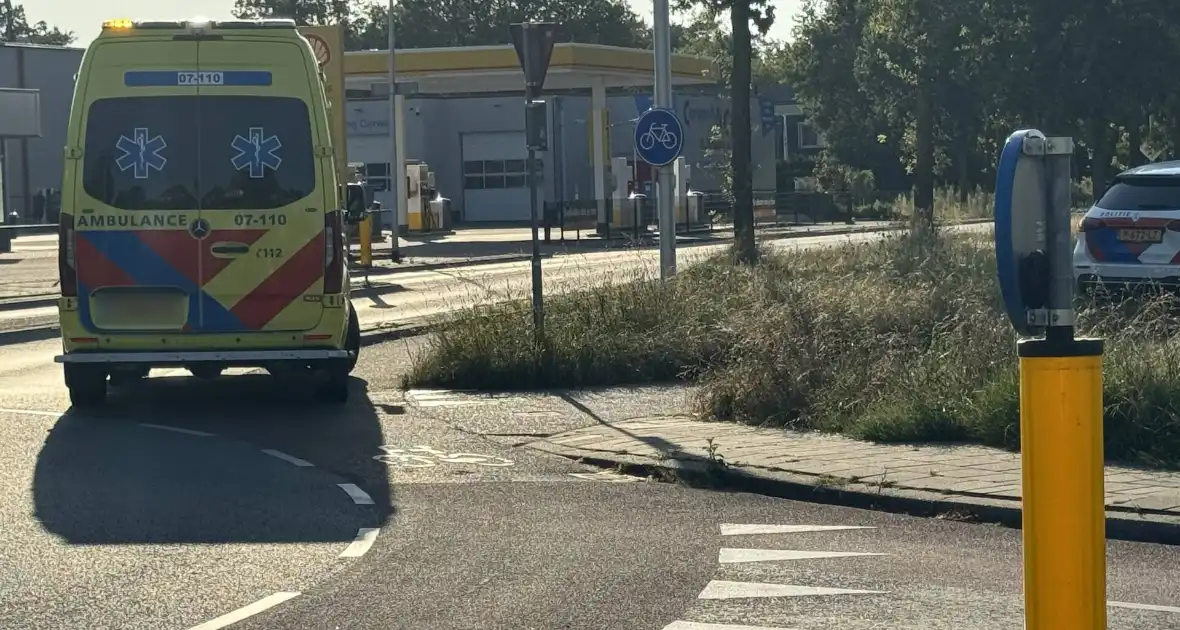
[525,439,1180,546]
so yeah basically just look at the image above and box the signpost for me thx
[649,0,679,281]
[385,0,403,262]
[993,129,1105,630]
[634,107,683,280]
[510,21,557,343]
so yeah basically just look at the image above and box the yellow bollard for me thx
[1018,337,1106,630]
[358,215,372,269]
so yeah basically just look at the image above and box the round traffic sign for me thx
[634,107,684,167]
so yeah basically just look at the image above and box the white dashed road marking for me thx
[1109,601,1180,614]
[663,622,799,630]
[337,483,375,505]
[139,423,214,437]
[339,527,381,558]
[261,449,315,467]
[186,592,301,630]
[719,524,875,536]
[697,580,888,600]
[718,548,888,563]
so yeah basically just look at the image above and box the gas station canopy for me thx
[343,42,716,94]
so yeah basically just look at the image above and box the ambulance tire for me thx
[65,364,108,408]
[316,371,350,404]
[345,306,361,373]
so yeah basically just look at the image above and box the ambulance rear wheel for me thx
[65,364,107,408]
[316,371,350,404]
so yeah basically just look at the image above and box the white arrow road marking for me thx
[719,548,888,563]
[261,449,314,467]
[1109,601,1180,614]
[698,580,888,600]
[568,471,641,483]
[663,622,799,630]
[187,592,300,630]
[337,483,374,505]
[139,423,214,437]
[339,528,381,558]
[720,524,875,536]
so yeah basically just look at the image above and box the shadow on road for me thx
[32,373,393,545]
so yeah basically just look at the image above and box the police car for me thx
[1074,161,1180,293]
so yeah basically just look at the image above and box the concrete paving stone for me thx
[1111,495,1180,512]
[966,484,1022,497]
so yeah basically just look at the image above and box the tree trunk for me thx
[957,134,970,204]
[1126,116,1145,167]
[1088,118,1113,201]
[913,75,935,230]
[730,0,756,264]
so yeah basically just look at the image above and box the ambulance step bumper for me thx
[55,349,350,364]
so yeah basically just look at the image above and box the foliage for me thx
[778,0,1180,219]
[407,209,1180,469]
[0,1,74,45]
[234,0,649,51]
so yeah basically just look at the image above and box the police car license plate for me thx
[1118,228,1163,243]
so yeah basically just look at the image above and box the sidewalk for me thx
[525,415,1180,542]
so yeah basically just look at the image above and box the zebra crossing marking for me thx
[718,548,887,564]
[720,524,875,536]
[697,580,888,600]
[662,622,799,630]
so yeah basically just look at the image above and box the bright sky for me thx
[22,0,803,49]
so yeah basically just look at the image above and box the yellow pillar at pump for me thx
[358,216,372,268]
[1018,337,1106,630]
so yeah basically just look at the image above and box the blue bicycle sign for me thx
[634,107,684,167]
[639,123,679,152]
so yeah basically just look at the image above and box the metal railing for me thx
[541,191,863,244]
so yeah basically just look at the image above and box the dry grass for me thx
[407,224,1180,469]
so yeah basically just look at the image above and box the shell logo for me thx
[306,34,331,67]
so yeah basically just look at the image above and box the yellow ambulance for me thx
[54,18,360,407]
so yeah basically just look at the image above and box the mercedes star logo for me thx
[189,218,210,239]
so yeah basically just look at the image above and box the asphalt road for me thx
[2,335,1179,629]
[0,226,948,335]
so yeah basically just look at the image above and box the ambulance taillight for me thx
[323,211,344,293]
[58,214,77,298]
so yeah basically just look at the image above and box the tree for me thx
[337,0,648,51]
[675,0,774,265]
[0,1,74,45]
[233,0,353,26]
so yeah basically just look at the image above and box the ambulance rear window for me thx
[83,96,316,211]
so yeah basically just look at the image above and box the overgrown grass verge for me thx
[406,227,1180,469]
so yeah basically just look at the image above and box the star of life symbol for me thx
[231,127,283,179]
[115,128,168,179]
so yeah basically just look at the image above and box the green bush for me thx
[406,227,1180,469]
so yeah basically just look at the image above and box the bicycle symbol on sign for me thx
[639,123,679,152]
[373,445,515,468]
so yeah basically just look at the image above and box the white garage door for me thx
[461,131,533,223]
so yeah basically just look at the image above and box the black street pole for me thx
[528,144,543,342]
[523,24,544,345]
